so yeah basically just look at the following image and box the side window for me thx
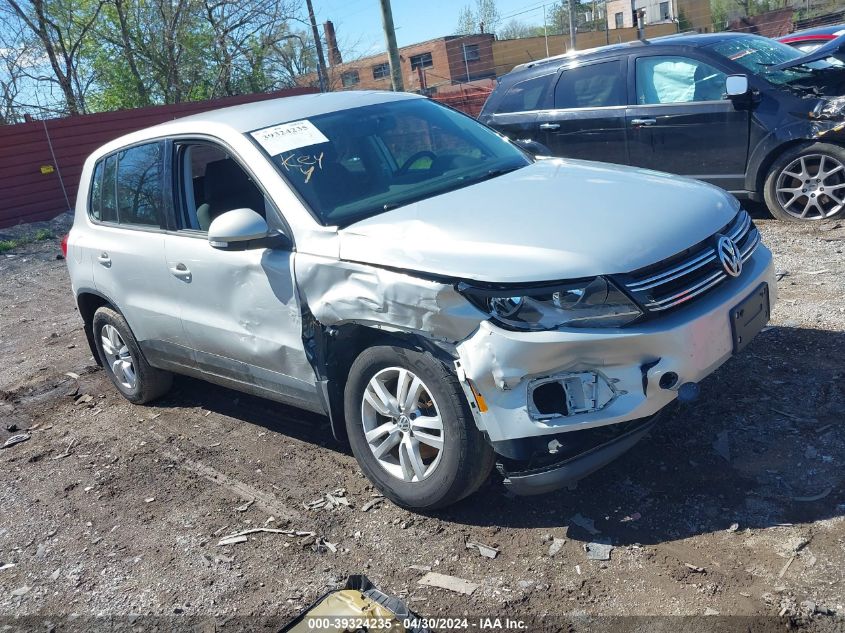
[554,60,625,109]
[494,74,553,114]
[89,161,103,221]
[88,155,118,223]
[636,56,728,104]
[116,142,164,227]
[177,143,267,233]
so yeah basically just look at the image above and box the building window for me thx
[410,52,433,70]
[462,43,480,62]
[372,63,390,79]
[659,1,670,19]
[341,70,359,87]
[614,12,623,28]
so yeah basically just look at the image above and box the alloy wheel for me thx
[100,324,137,390]
[775,153,845,220]
[360,367,444,483]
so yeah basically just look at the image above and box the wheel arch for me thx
[752,139,814,196]
[76,290,128,367]
[304,317,459,444]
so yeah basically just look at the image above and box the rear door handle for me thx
[97,252,111,267]
[169,262,191,280]
[631,118,657,127]
[539,123,560,130]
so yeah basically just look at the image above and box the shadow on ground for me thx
[146,324,844,546]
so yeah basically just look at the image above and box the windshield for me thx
[250,98,530,226]
[707,35,838,86]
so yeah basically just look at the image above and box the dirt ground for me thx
[1,212,844,631]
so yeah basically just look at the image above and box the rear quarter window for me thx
[88,155,118,223]
[493,73,554,114]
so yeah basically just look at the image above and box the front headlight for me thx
[457,277,643,330]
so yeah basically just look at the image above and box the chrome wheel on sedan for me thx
[100,324,137,389]
[361,367,444,483]
[775,153,845,220]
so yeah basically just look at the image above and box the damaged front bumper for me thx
[455,246,776,489]
[497,413,661,495]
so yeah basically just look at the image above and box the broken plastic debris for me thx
[417,572,478,595]
[570,513,600,535]
[547,537,566,557]
[216,527,316,547]
[361,497,385,512]
[465,540,499,559]
[584,539,613,561]
[305,489,349,510]
[684,562,705,573]
[64,372,80,379]
[726,522,740,532]
[235,498,256,513]
[2,434,31,449]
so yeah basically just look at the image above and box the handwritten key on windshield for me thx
[279,151,324,184]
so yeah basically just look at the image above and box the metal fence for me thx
[0,87,316,229]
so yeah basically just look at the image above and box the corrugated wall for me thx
[0,87,316,229]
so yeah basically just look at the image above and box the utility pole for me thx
[305,0,328,92]
[379,0,404,92]
[568,0,577,50]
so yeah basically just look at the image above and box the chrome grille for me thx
[620,210,760,313]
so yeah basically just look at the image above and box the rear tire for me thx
[764,143,845,221]
[344,345,494,510]
[92,307,172,404]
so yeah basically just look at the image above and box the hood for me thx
[338,159,739,284]
[772,33,845,70]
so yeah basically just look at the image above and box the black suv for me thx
[480,32,845,222]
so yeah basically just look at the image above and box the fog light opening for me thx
[532,381,569,416]
[659,372,679,390]
[528,371,617,420]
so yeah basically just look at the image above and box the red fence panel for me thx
[431,87,493,119]
[0,87,316,228]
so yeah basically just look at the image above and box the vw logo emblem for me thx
[716,235,742,278]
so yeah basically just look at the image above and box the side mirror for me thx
[208,208,269,250]
[725,74,749,98]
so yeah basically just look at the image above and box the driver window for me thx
[177,142,267,232]
[636,56,727,104]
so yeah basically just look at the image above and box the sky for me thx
[311,0,557,55]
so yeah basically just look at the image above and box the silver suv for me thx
[65,91,776,509]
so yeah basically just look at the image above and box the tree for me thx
[455,0,500,35]
[498,19,538,40]
[1,0,105,115]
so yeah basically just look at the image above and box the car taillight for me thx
[61,233,69,258]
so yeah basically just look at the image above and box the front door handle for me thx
[169,262,191,280]
[631,118,657,127]
[97,252,111,267]
[539,122,560,130]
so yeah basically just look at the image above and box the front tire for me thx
[764,143,845,221]
[92,307,172,404]
[344,345,494,510]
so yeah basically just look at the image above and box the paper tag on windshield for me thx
[251,120,329,156]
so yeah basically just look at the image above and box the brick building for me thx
[303,34,496,95]
[606,0,712,32]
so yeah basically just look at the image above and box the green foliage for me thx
[455,0,500,34]
[0,228,53,252]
